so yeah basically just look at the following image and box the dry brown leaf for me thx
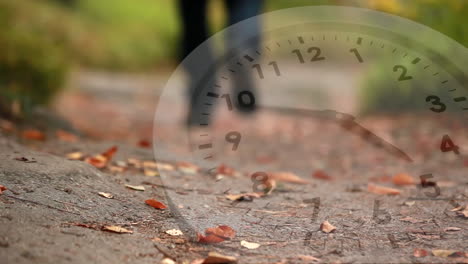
[225,192,262,201]
[98,192,113,199]
[202,252,237,264]
[142,161,158,169]
[404,201,415,206]
[157,162,175,171]
[138,139,151,148]
[312,170,333,180]
[413,248,429,257]
[432,249,457,257]
[0,185,7,195]
[66,152,84,160]
[216,164,235,176]
[197,225,236,244]
[444,227,461,232]
[160,258,176,264]
[144,168,159,177]
[145,199,167,209]
[165,229,183,236]
[457,208,468,218]
[320,220,336,233]
[128,158,142,168]
[102,225,133,234]
[56,130,78,142]
[22,129,46,141]
[368,183,401,195]
[400,216,425,224]
[101,146,118,161]
[269,172,308,184]
[125,184,145,191]
[85,155,107,169]
[109,166,125,173]
[297,255,321,262]
[240,240,260,249]
[392,173,415,186]
[178,162,199,174]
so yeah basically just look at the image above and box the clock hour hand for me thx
[260,105,413,163]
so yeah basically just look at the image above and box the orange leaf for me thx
[56,130,78,142]
[22,129,45,141]
[413,248,428,257]
[312,170,333,180]
[392,173,415,186]
[145,199,167,209]
[216,164,235,176]
[269,172,309,184]
[101,146,118,161]
[0,185,7,195]
[138,140,151,148]
[197,225,236,244]
[85,155,107,169]
[368,183,401,195]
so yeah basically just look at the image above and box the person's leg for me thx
[225,0,263,113]
[178,0,215,126]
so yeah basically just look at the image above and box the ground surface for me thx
[0,70,467,264]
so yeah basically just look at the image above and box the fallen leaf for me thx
[165,229,183,236]
[312,170,333,180]
[225,192,262,201]
[320,220,336,233]
[85,155,107,169]
[144,168,159,177]
[392,173,415,186]
[403,201,415,206]
[22,129,45,141]
[125,184,145,191]
[142,161,158,169]
[432,249,457,258]
[160,258,176,264]
[157,162,175,171]
[197,225,236,243]
[0,185,7,195]
[66,152,84,160]
[216,164,235,176]
[145,199,167,209]
[450,206,464,212]
[240,240,260,249]
[269,172,309,184]
[457,207,468,218]
[101,146,118,161]
[297,255,321,262]
[56,130,78,142]
[109,166,125,173]
[367,183,401,195]
[413,248,429,257]
[102,225,133,234]
[202,252,237,264]
[177,162,199,174]
[444,227,461,232]
[98,192,113,199]
[128,158,142,168]
[138,139,151,148]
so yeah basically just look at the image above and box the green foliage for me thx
[0,0,69,118]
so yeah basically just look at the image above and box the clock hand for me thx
[259,105,413,163]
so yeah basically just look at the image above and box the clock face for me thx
[154,7,467,262]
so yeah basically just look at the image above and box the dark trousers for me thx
[178,0,263,125]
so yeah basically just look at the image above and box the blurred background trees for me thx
[0,0,466,118]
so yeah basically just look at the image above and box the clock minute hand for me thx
[259,105,413,163]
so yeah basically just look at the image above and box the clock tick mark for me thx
[424,65,430,69]
[298,36,304,44]
[441,80,448,84]
[454,97,466,102]
[448,88,457,92]
[357,37,363,45]
[243,55,254,62]
[411,57,421,64]
[433,72,439,76]
[206,92,219,98]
